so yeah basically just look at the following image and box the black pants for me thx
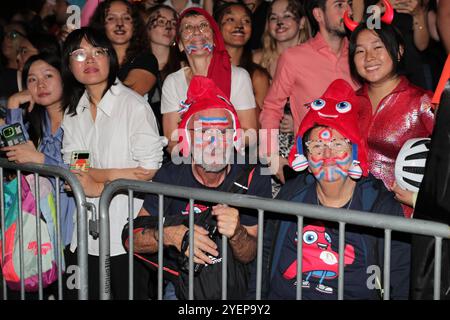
[63,247,156,300]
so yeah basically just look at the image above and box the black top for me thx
[393,13,429,89]
[118,50,161,129]
[249,1,270,50]
[0,68,18,99]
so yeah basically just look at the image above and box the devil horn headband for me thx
[344,0,394,32]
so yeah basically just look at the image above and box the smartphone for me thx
[70,151,90,172]
[0,123,27,148]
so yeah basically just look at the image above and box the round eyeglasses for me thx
[69,47,109,62]
[305,138,351,157]
[149,16,177,29]
[180,22,212,40]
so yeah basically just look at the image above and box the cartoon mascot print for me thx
[283,224,355,294]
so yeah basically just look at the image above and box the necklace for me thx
[317,193,354,209]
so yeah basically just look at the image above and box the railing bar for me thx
[0,167,7,300]
[128,190,134,300]
[17,170,25,300]
[338,222,345,300]
[34,173,43,300]
[158,194,164,300]
[221,233,227,300]
[296,216,303,300]
[434,237,443,300]
[256,209,264,300]
[55,177,63,299]
[188,199,194,300]
[383,229,391,300]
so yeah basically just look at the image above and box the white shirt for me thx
[161,65,256,114]
[62,80,164,256]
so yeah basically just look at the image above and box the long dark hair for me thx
[61,27,119,116]
[24,32,61,57]
[348,23,406,84]
[22,53,62,147]
[89,0,149,66]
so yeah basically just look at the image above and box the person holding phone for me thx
[61,27,163,299]
[0,53,76,249]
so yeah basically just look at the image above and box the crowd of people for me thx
[0,0,449,300]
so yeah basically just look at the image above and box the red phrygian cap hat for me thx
[177,76,243,157]
[288,79,369,179]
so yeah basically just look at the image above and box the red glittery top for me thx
[357,76,435,218]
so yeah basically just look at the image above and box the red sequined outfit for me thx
[357,76,435,218]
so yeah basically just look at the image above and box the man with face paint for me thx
[131,76,271,300]
[247,79,411,300]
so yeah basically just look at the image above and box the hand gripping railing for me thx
[0,159,89,300]
[98,179,450,300]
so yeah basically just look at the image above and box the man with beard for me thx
[259,0,359,183]
[131,76,271,300]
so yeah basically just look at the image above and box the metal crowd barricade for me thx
[99,179,450,301]
[0,159,89,300]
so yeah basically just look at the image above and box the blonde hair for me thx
[259,0,311,73]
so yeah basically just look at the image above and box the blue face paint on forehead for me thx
[196,116,230,126]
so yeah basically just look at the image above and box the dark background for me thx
[0,0,45,22]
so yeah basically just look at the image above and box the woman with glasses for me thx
[162,7,257,154]
[214,2,270,111]
[1,23,27,70]
[258,80,410,300]
[348,20,435,218]
[90,0,159,98]
[143,4,183,135]
[61,27,163,299]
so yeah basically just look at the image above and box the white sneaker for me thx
[316,284,333,294]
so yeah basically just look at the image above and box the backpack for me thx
[0,175,58,292]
